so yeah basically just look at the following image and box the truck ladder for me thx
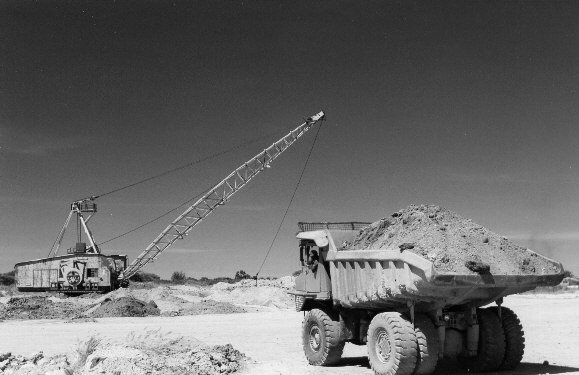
[120,111,324,279]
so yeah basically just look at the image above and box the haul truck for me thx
[290,222,565,375]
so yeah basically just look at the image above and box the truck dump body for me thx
[301,228,564,311]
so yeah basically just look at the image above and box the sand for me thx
[342,204,561,275]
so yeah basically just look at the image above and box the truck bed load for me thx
[298,205,564,311]
[341,205,559,275]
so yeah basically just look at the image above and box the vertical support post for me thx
[436,309,446,359]
[79,214,99,253]
[407,300,415,324]
[466,307,479,356]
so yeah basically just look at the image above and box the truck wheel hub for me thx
[375,330,391,362]
[309,325,322,351]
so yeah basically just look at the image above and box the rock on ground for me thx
[342,204,561,275]
[77,332,245,375]
[0,331,246,375]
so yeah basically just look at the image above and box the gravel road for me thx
[1,294,578,375]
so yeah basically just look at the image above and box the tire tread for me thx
[489,306,525,370]
[302,308,345,366]
[413,314,439,375]
[367,312,417,375]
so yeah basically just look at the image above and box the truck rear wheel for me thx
[367,312,417,375]
[458,308,506,372]
[413,314,439,375]
[488,306,525,370]
[302,308,344,366]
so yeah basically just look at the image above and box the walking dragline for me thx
[14,111,325,293]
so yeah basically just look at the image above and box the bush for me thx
[0,270,15,286]
[234,270,251,281]
[171,271,187,284]
[129,272,161,283]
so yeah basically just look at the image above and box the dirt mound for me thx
[210,286,293,309]
[163,300,246,316]
[87,297,160,318]
[77,331,245,375]
[0,331,246,375]
[209,278,295,309]
[0,296,82,320]
[0,351,70,374]
[342,204,561,275]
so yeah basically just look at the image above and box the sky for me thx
[1,0,578,279]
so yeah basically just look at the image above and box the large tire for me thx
[367,312,417,375]
[413,314,439,375]
[488,306,525,370]
[458,308,506,372]
[302,308,345,366]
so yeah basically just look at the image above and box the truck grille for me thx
[295,295,305,311]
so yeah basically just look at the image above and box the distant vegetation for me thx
[0,270,15,286]
[171,271,187,284]
[129,272,161,283]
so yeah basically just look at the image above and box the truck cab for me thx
[292,222,370,310]
[295,237,332,299]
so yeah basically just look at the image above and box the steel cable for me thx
[255,118,324,277]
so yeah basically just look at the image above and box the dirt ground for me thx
[0,277,294,321]
[1,293,578,375]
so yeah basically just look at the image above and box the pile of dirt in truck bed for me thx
[341,204,561,275]
[86,296,160,318]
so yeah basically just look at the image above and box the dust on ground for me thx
[0,330,246,375]
[342,204,561,275]
[0,277,295,321]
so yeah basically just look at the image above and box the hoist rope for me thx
[97,185,213,245]
[96,125,297,246]
[255,118,324,277]
[92,129,281,200]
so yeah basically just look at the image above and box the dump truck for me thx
[290,222,565,375]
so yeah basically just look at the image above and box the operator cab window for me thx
[87,268,98,277]
[300,241,320,269]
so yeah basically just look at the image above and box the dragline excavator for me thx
[14,111,325,293]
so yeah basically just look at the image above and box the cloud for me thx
[1,135,79,155]
[0,124,88,156]
[446,172,530,185]
[505,231,579,241]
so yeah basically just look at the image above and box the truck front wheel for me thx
[367,312,417,375]
[302,308,344,366]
